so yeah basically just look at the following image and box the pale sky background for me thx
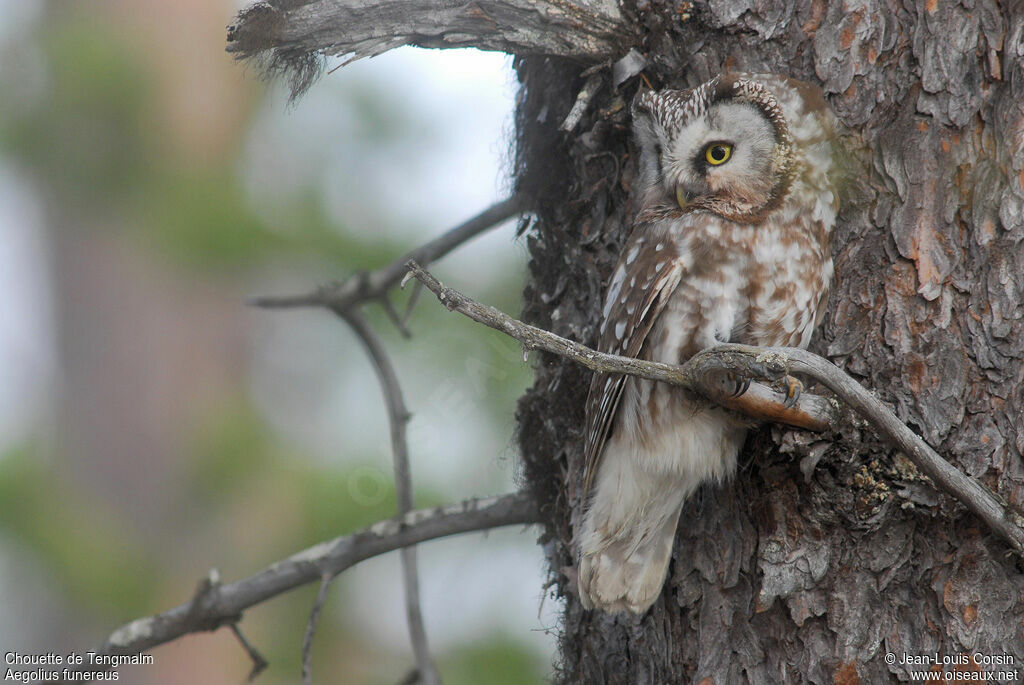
[241,46,559,656]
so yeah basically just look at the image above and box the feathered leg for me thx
[577,407,745,614]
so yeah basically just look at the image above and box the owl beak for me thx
[675,185,691,209]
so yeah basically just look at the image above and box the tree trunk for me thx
[515,2,1024,682]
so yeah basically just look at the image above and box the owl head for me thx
[632,74,797,223]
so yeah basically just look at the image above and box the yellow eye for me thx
[704,143,732,165]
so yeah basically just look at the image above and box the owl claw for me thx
[782,375,802,409]
[726,372,750,398]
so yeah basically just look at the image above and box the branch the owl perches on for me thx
[404,260,1024,559]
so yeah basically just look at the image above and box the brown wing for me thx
[581,229,684,496]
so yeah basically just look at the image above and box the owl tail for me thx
[576,455,689,614]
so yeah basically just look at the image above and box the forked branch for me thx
[405,261,1024,556]
[249,199,527,681]
[252,196,526,316]
[61,494,539,681]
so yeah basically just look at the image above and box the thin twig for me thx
[560,73,604,132]
[63,494,539,682]
[402,280,424,328]
[250,196,527,317]
[251,199,528,682]
[343,310,439,685]
[302,575,333,685]
[230,623,269,682]
[381,294,412,338]
[405,261,1024,556]
[184,568,226,627]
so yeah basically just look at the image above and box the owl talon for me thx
[726,372,750,398]
[782,375,802,409]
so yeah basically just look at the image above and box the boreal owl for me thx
[577,73,837,614]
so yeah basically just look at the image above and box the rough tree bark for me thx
[229,0,1024,681]
[512,2,1024,683]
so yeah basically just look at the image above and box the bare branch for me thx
[402,279,424,328]
[404,260,837,430]
[382,294,413,338]
[302,575,332,685]
[230,623,269,682]
[560,73,604,132]
[251,196,527,317]
[251,198,529,682]
[65,494,539,682]
[343,309,439,685]
[227,0,631,98]
[405,261,1024,556]
[397,544,434,683]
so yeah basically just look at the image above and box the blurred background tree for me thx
[0,1,555,682]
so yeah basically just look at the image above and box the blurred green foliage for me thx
[0,13,413,270]
[0,445,158,618]
[2,17,151,201]
[185,399,452,549]
[444,639,546,685]
[0,4,543,683]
